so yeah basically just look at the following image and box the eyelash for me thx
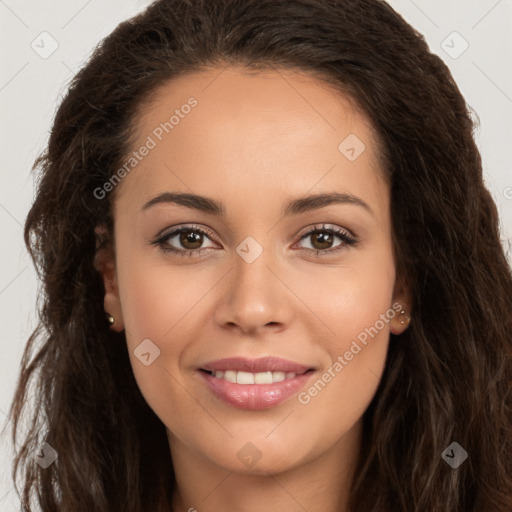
[151,223,358,258]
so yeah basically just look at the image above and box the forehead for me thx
[115,66,387,220]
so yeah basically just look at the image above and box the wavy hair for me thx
[9,0,512,510]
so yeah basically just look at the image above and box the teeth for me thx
[209,370,297,384]
[223,370,236,383]
[237,371,254,384]
[254,372,273,384]
[272,371,286,382]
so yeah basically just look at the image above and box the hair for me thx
[8,0,512,510]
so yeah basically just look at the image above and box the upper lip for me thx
[201,356,313,374]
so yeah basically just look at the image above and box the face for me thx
[97,65,410,476]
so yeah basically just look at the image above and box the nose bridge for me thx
[215,233,290,332]
[232,233,278,304]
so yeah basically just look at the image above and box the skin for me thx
[95,65,411,512]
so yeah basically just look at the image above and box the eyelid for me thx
[154,223,355,243]
[296,223,356,242]
[154,223,217,242]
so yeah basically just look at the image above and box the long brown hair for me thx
[9,0,512,510]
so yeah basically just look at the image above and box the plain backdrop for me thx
[1,0,511,509]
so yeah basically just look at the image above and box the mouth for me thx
[197,357,316,410]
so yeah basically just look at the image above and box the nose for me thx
[213,245,293,336]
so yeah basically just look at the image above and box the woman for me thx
[9,0,512,510]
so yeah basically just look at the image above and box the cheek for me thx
[292,248,395,416]
[116,258,208,430]
[118,257,213,348]
[296,241,396,349]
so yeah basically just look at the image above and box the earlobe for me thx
[94,226,125,332]
[390,277,412,335]
[390,306,411,335]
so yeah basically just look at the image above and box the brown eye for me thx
[309,231,335,250]
[153,225,217,256]
[179,230,203,250]
[296,224,357,255]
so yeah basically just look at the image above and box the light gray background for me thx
[1,1,511,509]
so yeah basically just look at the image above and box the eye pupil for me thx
[180,230,203,249]
[312,232,333,250]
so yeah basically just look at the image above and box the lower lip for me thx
[199,370,314,410]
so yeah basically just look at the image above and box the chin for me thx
[200,437,311,476]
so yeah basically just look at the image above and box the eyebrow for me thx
[142,191,374,217]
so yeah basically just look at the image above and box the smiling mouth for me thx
[199,368,314,385]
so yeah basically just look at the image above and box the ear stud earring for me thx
[399,309,411,325]
[106,313,115,325]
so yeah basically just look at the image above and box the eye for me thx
[151,223,358,258]
[295,224,357,256]
[151,224,218,257]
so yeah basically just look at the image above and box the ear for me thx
[94,225,124,332]
[389,275,412,335]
